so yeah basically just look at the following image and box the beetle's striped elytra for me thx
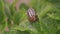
[27,8,38,22]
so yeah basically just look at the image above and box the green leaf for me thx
[0,0,5,23]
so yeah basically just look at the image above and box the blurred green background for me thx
[0,0,60,34]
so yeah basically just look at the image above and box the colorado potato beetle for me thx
[27,8,38,22]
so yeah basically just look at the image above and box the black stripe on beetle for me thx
[27,8,38,22]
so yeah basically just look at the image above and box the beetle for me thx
[27,8,38,22]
